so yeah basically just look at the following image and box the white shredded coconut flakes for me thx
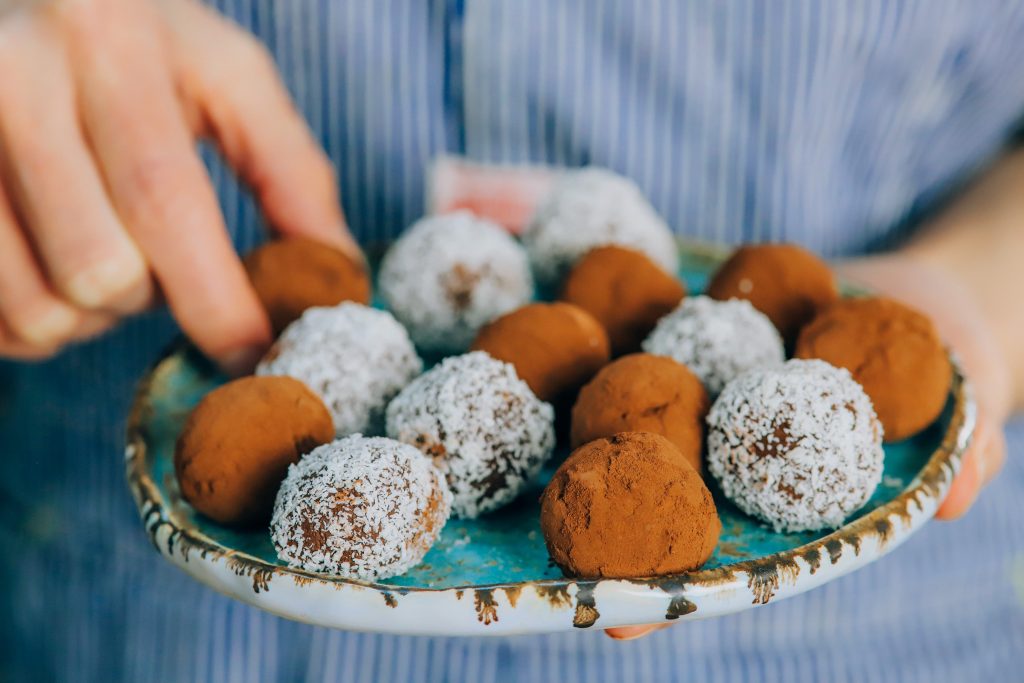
[256,303,422,437]
[378,211,533,353]
[707,359,885,533]
[385,351,556,519]
[642,295,785,397]
[523,167,679,286]
[271,435,451,579]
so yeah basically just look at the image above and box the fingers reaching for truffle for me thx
[71,2,272,374]
[166,1,360,261]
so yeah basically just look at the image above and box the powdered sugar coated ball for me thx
[523,167,678,286]
[386,351,556,518]
[707,359,884,533]
[271,435,451,579]
[379,212,533,352]
[642,295,785,397]
[257,303,422,436]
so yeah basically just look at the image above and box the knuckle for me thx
[49,0,112,40]
[232,32,276,73]
[203,25,275,84]
[123,152,197,218]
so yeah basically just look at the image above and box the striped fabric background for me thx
[2,1,1024,681]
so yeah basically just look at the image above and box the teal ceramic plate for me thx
[125,242,974,635]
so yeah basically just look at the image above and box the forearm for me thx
[902,146,1024,413]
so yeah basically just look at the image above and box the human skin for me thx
[0,0,359,372]
[1,0,1017,642]
[607,149,1024,640]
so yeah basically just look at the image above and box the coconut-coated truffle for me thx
[386,352,556,519]
[540,432,720,579]
[795,297,951,442]
[271,435,451,579]
[642,296,785,397]
[571,354,708,472]
[379,212,533,352]
[257,303,421,436]
[523,168,679,287]
[706,243,838,344]
[244,236,371,334]
[561,245,686,355]
[707,359,884,533]
[174,376,334,527]
[471,302,610,404]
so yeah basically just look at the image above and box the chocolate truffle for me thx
[561,245,686,355]
[642,296,785,397]
[707,359,884,533]
[244,236,371,334]
[571,354,708,472]
[795,297,951,442]
[523,167,679,286]
[175,376,334,527]
[257,303,421,436]
[540,432,721,579]
[386,352,556,518]
[471,302,611,404]
[379,211,533,352]
[706,243,838,344]
[271,435,451,579]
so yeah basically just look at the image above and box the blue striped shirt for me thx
[2,1,1024,681]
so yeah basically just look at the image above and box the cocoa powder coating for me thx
[571,354,708,472]
[540,432,721,579]
[795,296,952,442]
[561,245,686,355]
[174,376,334,527]
[706,243,838,344]
[471,302,611,404]
[244,236,371,333]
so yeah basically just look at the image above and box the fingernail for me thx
[219,345,266,376]
[66,255,146,309]
[19,304,79,346]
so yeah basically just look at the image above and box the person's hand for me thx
[835,254,1010,519]
[0,0,357,371]
[605,251,1011,641]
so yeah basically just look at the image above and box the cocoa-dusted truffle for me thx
[271,435,451,579]
[540,432,720,579]
[706,243,838,344]
[244,236,370,334]
[523,168,679,286]
[795,297,951,442]
[707,359,884,533]
[386,352,555,518]
[175,376,334,527]
[642,296,785,397]
[561,245,686,355]
[257,303,421,436]
[471,302,610,404]
[379,211,533,352]
[571,354,708,472]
